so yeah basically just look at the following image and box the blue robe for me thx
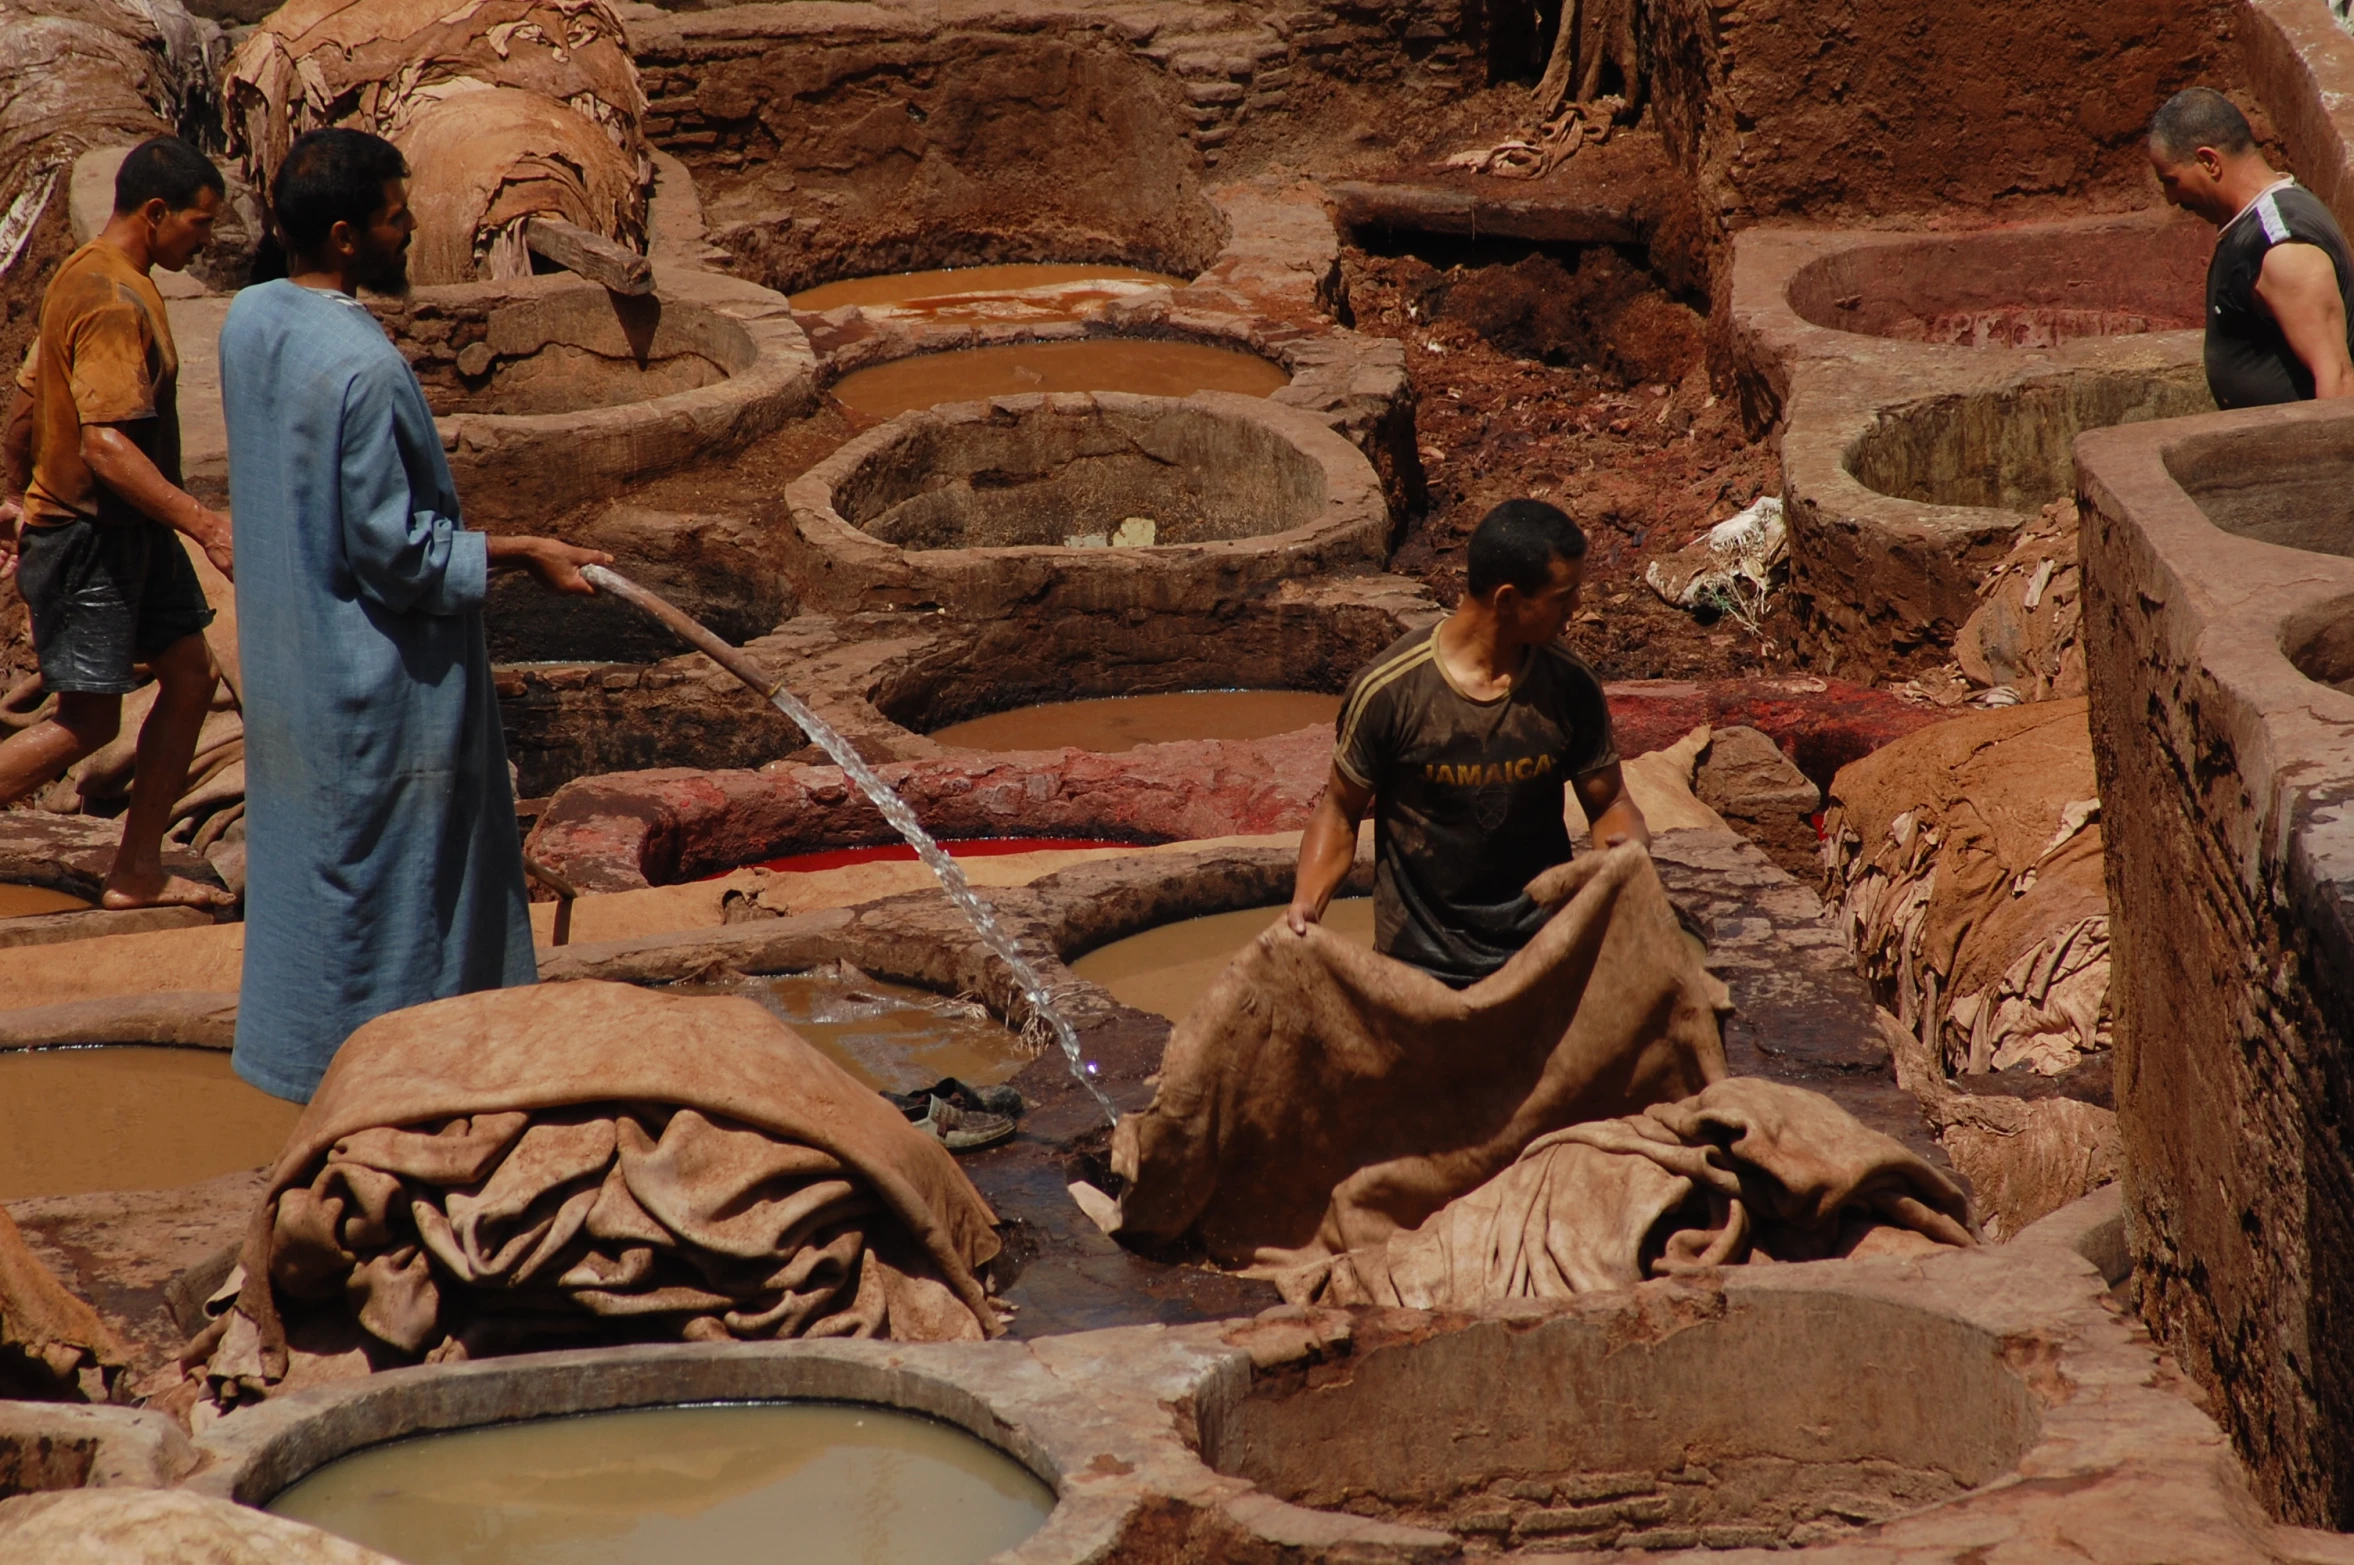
[220,279,534,1103]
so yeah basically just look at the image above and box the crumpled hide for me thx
[1280,1077,1976,1308]
[394,86,642,285]
[0,0,218,280]
[221,0,645,282]
[1112,845,1729,1269]
[0,1202,131,1401]
[190,982,1000,1409]
[1823,698,2109,1080]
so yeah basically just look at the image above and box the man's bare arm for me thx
[1574,761,1651,850]
[485,534,613,595]
[1287,765,1374,935]
[2257,242,2354,399]
[80,423,233,577]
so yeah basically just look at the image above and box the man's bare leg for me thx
[100,631,232,909]
[0,688,119,805]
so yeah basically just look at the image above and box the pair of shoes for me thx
[883,1078,1024,1120]
[885,1078,1024,1153]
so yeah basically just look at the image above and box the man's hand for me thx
[190,507,233,581]
[488,536,615,595]
[0,495,17,580]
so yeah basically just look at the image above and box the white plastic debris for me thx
[1643,495,1788,626]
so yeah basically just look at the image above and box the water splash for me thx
[582,567,1116,1124]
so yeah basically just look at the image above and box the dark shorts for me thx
[15,517,215,694]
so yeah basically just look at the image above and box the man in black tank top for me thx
[2149,87,2354,408]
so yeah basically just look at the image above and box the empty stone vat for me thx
[371,270,816,518]
[1725,210,2213,669]
[1203,1289,2037,1552]
[781,390,1390,615]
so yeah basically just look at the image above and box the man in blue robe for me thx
[220,128,610,1101]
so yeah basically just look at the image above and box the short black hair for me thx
[2150,88,2255,162]
[1466,498,1588,598]
[272,127,408,254]
[113,136,224,216]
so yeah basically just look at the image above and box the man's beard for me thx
[356,244,410,297]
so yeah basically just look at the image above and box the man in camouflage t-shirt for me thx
[1288,499,1645,986]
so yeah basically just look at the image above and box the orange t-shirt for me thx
[14,240,180,527]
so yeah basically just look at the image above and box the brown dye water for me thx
[1071,898,1376,1023]
[675,972,1030,1095]
[931,690,1341,754]
[0,1046,301,1200]
[269,1402,1054,1565]
[0,883,92,918]
[793,263,1186,316]
[830,339,1290,419]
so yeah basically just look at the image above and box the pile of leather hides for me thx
[1111,844,1730,1269]
[1278,1077,1975,1307]
[1823,698,2109,1079]
[0,0,218,282]
[0,1202,130,1402]
[1954,500,2086,704]
[188,982,1001,1410]
[221,0,646,284]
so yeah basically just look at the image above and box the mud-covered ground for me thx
[1342,239,1803,683]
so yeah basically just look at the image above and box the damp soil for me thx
[1340,239,1806,684]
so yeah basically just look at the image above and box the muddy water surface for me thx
[931,690,1340,754]
[794,263,1186,317]
[1072,898,1376,1022]
[270,1402,1054,1565]
[0,883,91,918]
[0,1046,300,1200]
[831,339,1290,419]
[676,971,1030,1094]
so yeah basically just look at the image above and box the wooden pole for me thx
[522,216,653,296]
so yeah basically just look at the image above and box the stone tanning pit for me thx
[370,270,816,519]
[782,392,1389,614]
[827,337,1293,420]
[1728,211,2216,668]
[2080,394,2354,1526]
[0,1044,298,1202]
[1204,1287,2034,1551]
[498,573,1427,800]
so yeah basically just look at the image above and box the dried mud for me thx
[1339,240,1800,682]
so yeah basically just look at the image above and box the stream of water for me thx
[584,567,1117,1123]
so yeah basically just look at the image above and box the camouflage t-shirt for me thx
[15,240,180,527]
[1334,624,1618,986]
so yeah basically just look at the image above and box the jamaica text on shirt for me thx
[1421,754,1558,786]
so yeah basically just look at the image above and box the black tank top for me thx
[2205,180,2354,409]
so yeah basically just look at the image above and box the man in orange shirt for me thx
[0,136,235,908]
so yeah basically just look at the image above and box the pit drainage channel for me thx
[1724,209,2213,671]
[178,1187,2326,1563]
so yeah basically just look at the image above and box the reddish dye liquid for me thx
[723,837,1140,877]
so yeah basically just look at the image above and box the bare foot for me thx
[100,870,235,911]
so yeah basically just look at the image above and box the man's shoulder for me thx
[42,243,149,330]
[1340,624,1442,713]
[1532,642,1610,707]
[224,282,402,381]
